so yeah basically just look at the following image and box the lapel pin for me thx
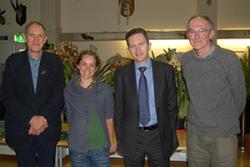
[40,70,46,75]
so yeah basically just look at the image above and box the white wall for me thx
[2,0,250,63]
[0,0,37,64]
[2,0,250,39]
[72,41,128,61]
[0,0,40,34]
[218,0,250,29]
[60,0,197,60]
[60,0,250,61]
[71,39,192,61]
[61,0,197,33]
[0,0,60,44]
[61,0,250,33]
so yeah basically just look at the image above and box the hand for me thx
[28,116,48,135]
[28,126,41,135]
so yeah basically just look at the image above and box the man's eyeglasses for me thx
[187,28,211,37]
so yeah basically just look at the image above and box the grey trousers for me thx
[187,131,238,167]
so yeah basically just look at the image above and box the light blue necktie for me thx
[138,66,150,126]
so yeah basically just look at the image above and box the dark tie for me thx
[138,66,150,126]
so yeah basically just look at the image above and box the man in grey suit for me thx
[114,28,179,167]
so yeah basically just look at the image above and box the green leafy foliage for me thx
[154,48,189,118]
[48,42,78,85]
[239,52,250,100]
[48,44,189,118]
[95,54,131,87]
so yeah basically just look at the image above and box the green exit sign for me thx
[14,34,25,43]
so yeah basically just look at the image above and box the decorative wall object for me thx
[10,0,27,26]
[118,0,135,25]
[81,33,94,40]
[0,9,6,25]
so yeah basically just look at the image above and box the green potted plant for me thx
[95,54,131,87]
[48,44,189,128]
[154,48,189,122]
[240,49,250,153]
[48,42,79,85]
[239,51,250,100]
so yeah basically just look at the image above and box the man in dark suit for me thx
[2,21,64,167]
[114,28,179,167]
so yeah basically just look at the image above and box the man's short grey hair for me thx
[187,15,215,30]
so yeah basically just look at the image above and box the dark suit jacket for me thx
[2,50,64,149]
[114,59,179,159]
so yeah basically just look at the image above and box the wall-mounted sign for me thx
[0,36,8,41]
[14,34,25,43]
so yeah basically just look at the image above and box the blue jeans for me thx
[69,148,110,167]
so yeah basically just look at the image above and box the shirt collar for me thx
[28,50,42,61]
[135,58,152,70]
[194,44,215,59]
